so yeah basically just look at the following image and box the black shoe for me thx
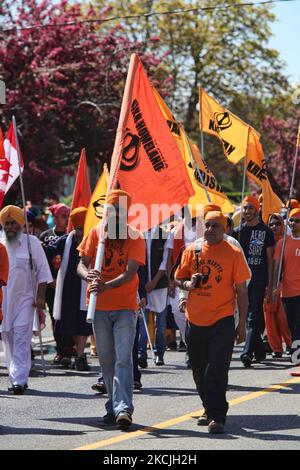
[99,413,116,426]
[254,352,266,363]
[91,381,107,394]
[208,420,225,434]
[285,347,292,356]
[8,384,26,395]
[60,356,72,368]
[197,412,209,426]
[241,354,252,368]
[167,341,177,351]
[134,380,143,390]
[272,351,283,358]
[138,357,148,369]
[178,341,187,352]
[75,354,90,371]
[116,412,132,430]
[155,356,164,366]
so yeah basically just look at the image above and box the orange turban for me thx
[204,211,227,229]
[242,195,260,212]
[70,207,87,229]
[286,199,300,210]
[203,203,221,218]
[289,208,300,219]
[0,205,25,227]
[106,190,132,209]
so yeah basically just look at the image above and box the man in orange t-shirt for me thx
[273,208,300,364]
[0,242,9,323]
[77,190,145,430]
[175,211,250,434]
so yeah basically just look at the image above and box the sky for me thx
[269,0,300,83]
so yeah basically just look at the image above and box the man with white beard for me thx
[0,205,52,394]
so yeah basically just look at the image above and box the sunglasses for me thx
[269,222,281,228]
[289,218,300,224]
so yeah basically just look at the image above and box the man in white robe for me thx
[0,205,53,394]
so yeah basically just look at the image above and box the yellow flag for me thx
[246,128,282,223]
[84,164,109,236]
[200,87,250,164]
[153,87,234,215]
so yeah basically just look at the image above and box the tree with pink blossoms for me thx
[0,0,170,202]
[260,109,300,202]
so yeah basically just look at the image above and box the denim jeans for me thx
[243,281,267,360]
[93,309,137,417]
[282,296,300,355]
[139,307,167,360]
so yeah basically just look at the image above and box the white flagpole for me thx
[12,116,46,377]
[276,121,300,290]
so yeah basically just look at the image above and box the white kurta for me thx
[145,228,168,313]
[166,221,197,337]
[1,233,53,332]
[1,233,52,386]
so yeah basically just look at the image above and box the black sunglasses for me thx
[289,218,300,224]
[269,221,281,228]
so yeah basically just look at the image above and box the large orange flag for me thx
[109,54,194,231]
[246,129,282,222]
[67,148,91,232]
[200,87,250,164]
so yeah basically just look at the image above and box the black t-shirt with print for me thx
[39,228,66,278]
[233,222,275,284]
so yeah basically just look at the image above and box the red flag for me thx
[0,123,24,209]
[109,54,194,231]
[67,148,91,232]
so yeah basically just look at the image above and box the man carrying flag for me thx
[77,53,193,429]
[77,190,145,429]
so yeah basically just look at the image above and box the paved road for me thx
[0,335,299,451]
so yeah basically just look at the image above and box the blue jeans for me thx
[282,296,300,354]
[93,310,137,417]
[139,307,167,360]
[243,281,266,360]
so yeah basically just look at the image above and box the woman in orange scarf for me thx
[264,214,292,357]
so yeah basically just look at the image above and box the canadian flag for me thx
[0,122,24,208]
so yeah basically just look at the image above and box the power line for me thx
[1,0,298,34]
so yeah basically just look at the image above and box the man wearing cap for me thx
[0,205,52,394]
[272,208,300,365]
[39,203,71,364]
[233,195,275,368]
[175,211,250,434]
[77,190,145,430]
[46,207,93,371]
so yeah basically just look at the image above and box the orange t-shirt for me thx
[78,225,145,311]
[274,235,300,297]
[175,239,251,327]
[0,243,9,321]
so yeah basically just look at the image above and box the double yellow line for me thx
[74,377,300,450]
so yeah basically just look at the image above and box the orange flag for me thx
[67,148,91,232]
[109,54,194,231]
[246,128,282,222]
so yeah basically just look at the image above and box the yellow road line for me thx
[74,376,300,450]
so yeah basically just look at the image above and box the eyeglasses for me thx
[269,222,281,228]
[289,218,300,224]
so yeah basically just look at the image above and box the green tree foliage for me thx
[92,0,291,193]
